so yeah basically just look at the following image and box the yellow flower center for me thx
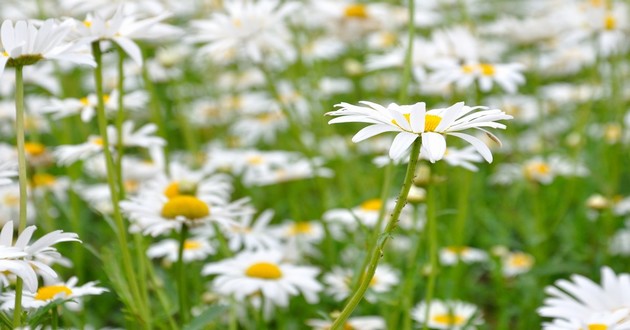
[35,285,72,301]
[3,194,19,206]
[91,137,104,146]
[31,173,56,187]
[247,155,264,165]
[124,180,139,193]
[245,262,283,279]
[524,162,551,179]
[360,198,382,211]
[24,142,46,156]
[605,15,616,30]
[424,114,442,132]
[446,246,470,254]
[479,63,496,76]
[289,222,312,235]
[79,96,90,106]
[432,314,465,325]
[2,51,8,57]
[102,94,110,104]
[83,20,92,28]
[184,240,202,250]
[508,253,534,268]
[589,325,608,330]
[462,65,475,74]
[163,181,197,199]
[344,4,368,19]
[161,196,210,220]
[369,275,378,287]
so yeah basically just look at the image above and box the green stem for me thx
[331,139,422,329]
[398,0,415,102]
[177,224,190,324]
[145,254,178,330]
[91,41,150,327]
[141,49,170,174]
[422,183,438,330]
[116,46,126,199]
[51,306,59,330]
[13,65,26,328]
[399,204,424,330]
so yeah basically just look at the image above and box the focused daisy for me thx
[202,250,322,308]
[326,101,512,161]
[1,276,107,311]
[412,299,484,329]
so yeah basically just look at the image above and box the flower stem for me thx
[331,139,422,329]
[422,183,438,330]
[91,41,150,326]
[51,306,59,330]
[116,46,126,200]
[13,65,26,328]
[398,0,415,102]
[177,224,189,324]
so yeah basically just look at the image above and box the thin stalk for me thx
[91,41,150,327]
[331,139,422,329]
[145,255,178,330]
[399,204,424,330]
[398,0,415,102]
[51,307,59,330]
[177,224,190,324]
[422,183,438,330]
[13,65,26,328]
[116,46,126,199]
[141,49,170,174]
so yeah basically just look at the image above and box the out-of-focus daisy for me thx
[202,250,322,307]
[121,190,251,237]
[538,267,630,326]
[188,0,299,63]
[29,173,71,201]
[323,264,399,302]
[610,228,630,256]
[0,221,80,291]
[542,310,630,330]
[412,299,484,329]
[326,101,512,161]
[0,162,17,186]
[273,219,324,261]
[491,156,589,185]
[43,89,148,122]
[375,146,484,172]
[323,198,413,233]
[306,316,386,330]
[1,276,107,311]
[439,246,488,266]
[0,184,36,226]
[429,60,525,93]
[0,19,95,76]
[502,251,535,277]
[147,237,214,263]
[221,210,281,252]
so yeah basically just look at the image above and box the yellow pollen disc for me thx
[35,285,72,301]
[245,262,283,279]
[360,198,382,211]
[446,246,470,254]
[233,18,242,27]
[164,182,181,199]
[525,162,550,177]
[343,323,355,330]
[24,142,46,156]
[588,324,608,330]
[2,51,8,57]
[184,240,202,250]
[83,20,92,27]
[462,65,475,74]
[380,32,397,47]
[31,173,56,187]
[589,0,603,7]
[91,137,104,146]
[424,114,442,132]
[102,94,110,103]
[605,15,616,30]
[247,155,264,165]
[508,253,533,268]
[79,96,90,106]
[369,275,378,287]
[479,63,496,76]
[124,180,139,193]
[432,314,465,325]
[289,222,312,235]
[3,194,19,206]
[344,4,368,19]
[161,196,210,220]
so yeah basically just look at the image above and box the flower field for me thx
[0,0,629,329]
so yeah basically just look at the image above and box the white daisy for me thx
[502,251,535,277]
[439,246,488,266]
[147,237,214,263]
[202,250,322,308]
[429,60,526,93]
[0,162,17,186]
[222,210,281,252]
[326,101,512,161]
[1,276,107,311]
[323,264,399,302]
[412,299,484,329]
[0,19,95,77]
[538,267,630,326]
[306,316,386,330]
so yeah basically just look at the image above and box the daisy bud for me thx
[586,194,609,211]
[407,186,426,204]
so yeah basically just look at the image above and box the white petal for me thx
[448,132,493,163]
[421,132,446,163]
[113,37,142,66]
[352,124,399,143]
[389,132,418,160]
[408,102,426,133]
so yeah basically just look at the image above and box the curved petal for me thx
[352,124,399,143]
[421,132,446,163]
[389,132,418,160]
[113,37,142,66]
[448,132,493,163]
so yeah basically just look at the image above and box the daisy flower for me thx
[542,310,630,330]
[202,250,322,308]
[43,89,148,122]
[0,19,95,76]
[429,60,526,93]
[323,264,399,302]
[222,210,281,252]
[538,267,630,327]
[147,237,215,263]
[120,191,251,237]
[0,221,80,291]
[306,316,386,330]
[439,246,488,266]
[412,299,484,329]
[1,276,107,311]
[0,162,17,186]
[501,251,535,277]
[326,101,512,161]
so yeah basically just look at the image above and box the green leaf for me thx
[183,305,227,330]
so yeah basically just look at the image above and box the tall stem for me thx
[398,0,416,102]
[13,65,26,328]
[331,139,422,329]
[422,183,438,330]
[91,41,149,326]
[177,224,190,324]
[116,46,126,199]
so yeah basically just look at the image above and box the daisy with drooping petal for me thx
[412,299,484,329]
[538,267,630,328]
[326,101,512,161]
[1,276,107,311]
[202,250,322,308]
[0,19,95,77]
